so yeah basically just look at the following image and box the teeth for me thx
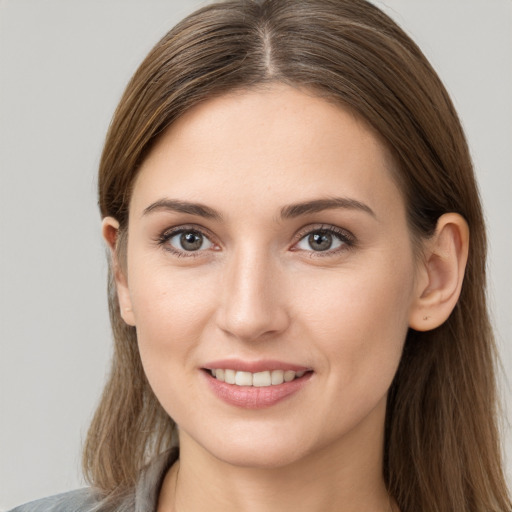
[253,371,271,387]
[271,369,284,385]
[284,370,295,382]
[209,368,307,387]
[224,369,236,384]
[235,371,253,386]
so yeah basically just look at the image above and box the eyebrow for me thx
[143,199,223,220]
[142,196,375,220]
[280,197,375,219]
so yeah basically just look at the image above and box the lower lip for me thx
[203,371,312,409]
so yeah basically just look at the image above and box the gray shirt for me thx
[8,450,178,512]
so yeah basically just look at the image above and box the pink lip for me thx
[202,369,313,410]
[203,359,310,373]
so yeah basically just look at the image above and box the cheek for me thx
[128,260,219,374]
[128,266,222,421]
[293,256,415,381]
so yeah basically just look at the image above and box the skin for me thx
[104,84,469,512]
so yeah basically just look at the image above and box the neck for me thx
[158,400,392,512]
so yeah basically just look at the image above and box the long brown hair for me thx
[84,1,511,510]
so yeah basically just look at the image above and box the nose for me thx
[215,247,290,342]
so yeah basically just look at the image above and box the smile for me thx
[209,369,307,387]
[203,368,313,409]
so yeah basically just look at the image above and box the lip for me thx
[203,359,311,373]
[202,365,313,410]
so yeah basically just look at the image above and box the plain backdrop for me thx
[0,0,510,509]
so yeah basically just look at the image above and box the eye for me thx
[162,228,214,254]
[294,227,353,253]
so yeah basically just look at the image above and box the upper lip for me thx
[203,359,311,373]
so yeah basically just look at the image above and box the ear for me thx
[102,217,136,326]
[409,213,469,331]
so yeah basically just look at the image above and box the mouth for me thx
[201,364,313,409]
[201,360,313,408]
[205,368,309,387]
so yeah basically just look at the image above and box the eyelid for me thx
[154,222,356,258]
[291,224,356,255]
[156,224,219,257]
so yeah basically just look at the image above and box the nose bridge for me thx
[217,243,288,341]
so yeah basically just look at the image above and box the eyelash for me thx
[293,224,356,257]
[155,225,216,259]
[155,223,356,259]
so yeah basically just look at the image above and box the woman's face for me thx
[116,84,424,469]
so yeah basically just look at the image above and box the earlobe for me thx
[409,213,469,332]
[102,217,136,327]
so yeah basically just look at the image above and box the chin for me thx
[186,423,328,470]
[210,441,309,470]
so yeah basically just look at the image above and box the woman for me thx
[10,0,510,511]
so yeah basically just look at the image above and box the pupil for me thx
[309,232,332,251]
[181,232,202,251]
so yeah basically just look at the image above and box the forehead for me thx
[131,84,404,222]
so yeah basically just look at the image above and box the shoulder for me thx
[8,449,178,512]
[7,488,104,512]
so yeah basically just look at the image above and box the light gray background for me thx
[0,0,510,509]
